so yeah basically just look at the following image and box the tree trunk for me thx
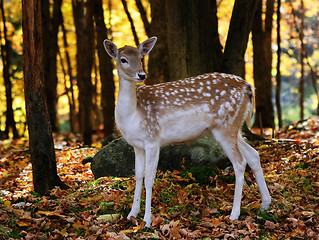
[72,0,94,145]
[41,0,62,132]
[147,0,169,84]
[92,0,115,137]
[135,0,151,37]
[22,0,67,195]
[121,0,139,46]
[0,0,19,139]
[275,0,282,128]
[60,16,78,133]
[58,49,75,132]
[252,0,275,129]
[264,0,274,80]
[299,0,305,120]
[166,0,222,81]
[221,0,258,77]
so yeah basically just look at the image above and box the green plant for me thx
[7,214,21,239]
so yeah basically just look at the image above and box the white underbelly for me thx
[159,107,213,146]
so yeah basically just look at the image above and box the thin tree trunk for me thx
[276,0,282,128]
[92,0,115,137]
[0,0,19,139]
[305,55,319,116]
[290,0,318,118]
[299,0,305,120]
[91,56,99,130]
[135,0,151,36]
[60,16,78,133]
[41,0,62,132]
[22,0,67,195]
[108,0,113,40]
[58,49,75,133]
[121,0,139,46]
[264,0,274,83]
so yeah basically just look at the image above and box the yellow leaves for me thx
[60,227,68,237]
[37,210,67,219]
[2,200,11,207]
[0,170,9,178]
[16,219,32,227]
[86,195,102,203]
[266,170,277,178]
[121,221,146,234]
[220,205,229,211]
[187,172,196,181]
[257,144,271,150]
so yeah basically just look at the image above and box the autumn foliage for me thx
[0,117,318,239]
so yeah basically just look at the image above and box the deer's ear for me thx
[138,36,157,56]
[103,39,118,58]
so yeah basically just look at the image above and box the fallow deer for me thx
[103,37,271,227]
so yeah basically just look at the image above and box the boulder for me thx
[91,135,230,178]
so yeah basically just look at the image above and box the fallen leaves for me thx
[0,118,319,239]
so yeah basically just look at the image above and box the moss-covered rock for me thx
[91,135,230,178]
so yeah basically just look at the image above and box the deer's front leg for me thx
[127,147,145,220]
[143,145,160,228]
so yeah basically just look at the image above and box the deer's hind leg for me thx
[237,133,271,210]
[212,129,247,220]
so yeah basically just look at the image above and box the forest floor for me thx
[0,117,319,239]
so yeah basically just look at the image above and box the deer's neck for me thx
[115,76,139,129]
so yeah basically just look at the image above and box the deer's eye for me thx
[120,57,128,64]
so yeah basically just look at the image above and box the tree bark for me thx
[41,0,62,132]
[72,0,94,145]
[60,16,78,133]
[135,0,151,37]
[275,0,283,128]
[299,0,305,120]
[221,0,258,77]
[166,0,222,81]
[92,0,115,137]
[121,0,139,46]
[147,0,169,84]
[290,0,317,118]
[0,0,19,139]
[22,0,67,195]
[264,0,274,79]
[252,0,275,129]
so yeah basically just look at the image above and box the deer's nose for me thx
[137,73,146,80]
